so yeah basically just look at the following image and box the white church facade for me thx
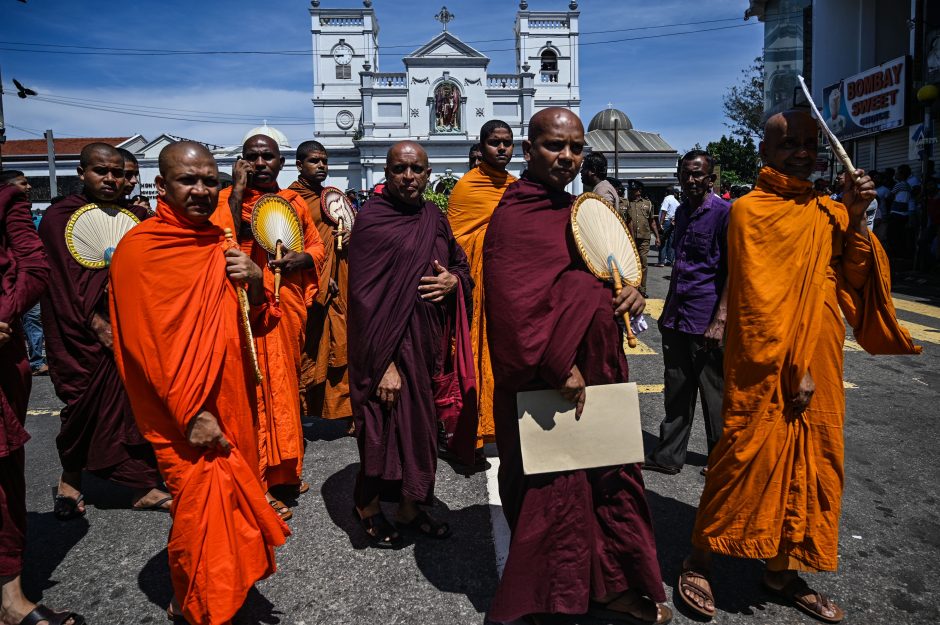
[310,0,583,192]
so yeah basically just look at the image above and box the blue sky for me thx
[0,0,763,152]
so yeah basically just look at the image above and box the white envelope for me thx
[516,382,644,475]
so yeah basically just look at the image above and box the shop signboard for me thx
[822,56,907,141]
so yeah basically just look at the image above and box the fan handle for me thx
[274,241,283,304]
[336,216,346,252]
[609,259,638,349]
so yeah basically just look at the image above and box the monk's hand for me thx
[0,320,11,347]
[613,285,645,319]
[841,169,876,232]
[225,247,262,286]
[89,312,113,351]
[418,260,458,303]
[560,365,586,419]
[232,158,252,193]
[328,278,340,297]
[376,361,402,410]
[186,410,231,453]
[269,249,313,275]
[791,370,815,414]
[332,228,351,247]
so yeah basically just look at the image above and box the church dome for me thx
[242,122,291,149]
[588,108,633,132]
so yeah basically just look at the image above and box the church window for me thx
[433,82,461,133]
[540,50,559,83]
[336,64,351,80]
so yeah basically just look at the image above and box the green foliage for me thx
[723,55,765,142]
[423,188,449,214]
[707,135,760,186]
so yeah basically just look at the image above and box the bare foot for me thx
[131,488,172,511]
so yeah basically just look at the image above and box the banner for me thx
[822,56,907,141]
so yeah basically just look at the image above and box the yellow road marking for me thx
[843,381,858,389]
[26,410,59,416]
[844,338,864,352]
[637,382,856,392]
[893,297,940,320]
[898,319,940,345]
[644,298,664,320]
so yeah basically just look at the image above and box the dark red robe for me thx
[0,184,49,576]
[38,193,159,489]
[348,190,472,505]
[483,175,665,621]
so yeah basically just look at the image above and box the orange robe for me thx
[692,167,919,572]
[213,187,325,488]
[109,199,289,625]
[446,163,516,444]
[288,180,352,419]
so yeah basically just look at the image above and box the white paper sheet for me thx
[516,383,644,475]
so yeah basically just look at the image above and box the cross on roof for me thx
[435,6,455,31]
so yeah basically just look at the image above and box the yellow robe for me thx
[692,167,919,571]
[447,163,516,444]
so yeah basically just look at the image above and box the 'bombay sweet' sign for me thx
[821,56,908,141]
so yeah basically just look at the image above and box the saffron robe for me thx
[110,199,289,625]
[37,193,159,488]
[692,167,920,571]
[483,176,665,622]
[213,187,325,487]
[348,191,472,504]
[288,180,352,420]
[0,184,49,576]
[446,162,516,445]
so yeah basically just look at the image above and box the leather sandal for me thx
[398,510,451,539]
[268,498,293,521]
[52,488,85,522]
[354,506,402,549]
[677,568,716,619]
[18,605,85,625]
[762,576,845,623]
[589,590,673,624]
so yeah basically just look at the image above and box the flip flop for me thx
[677,568,716,619]
[762,576,845,623]
[354,506,402,549]
[269,498,293,521]
[133,495,173,512]
[52,488,85,522]
[18,604,86,625]
[398,510,451,539]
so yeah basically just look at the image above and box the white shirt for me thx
[659,194,680,221]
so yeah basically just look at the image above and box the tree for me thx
[723,55,764,142]
[707,135,760,186]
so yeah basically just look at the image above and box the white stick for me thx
[797,75,858,182]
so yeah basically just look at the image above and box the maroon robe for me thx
[348,190,472,505]
[483,175,665,621]
[38,193,159,489]
[0,184,49,576]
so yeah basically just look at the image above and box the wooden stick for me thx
[274,240,283,304]
[610,262,638,349]
[336,216,346,252]
[224,228,263,383]
[798,75,858,183]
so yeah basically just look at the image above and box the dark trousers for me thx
[647,327,724,469]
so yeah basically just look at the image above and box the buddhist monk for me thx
[447,120,516,457]
[117,147,140,200]
[110,141,289,625]
[348,140,473,548]
[287,141,353,428]
[1,182,86,625]
[38,142,170,521]
[676,110,920,623]
[483,108,670,624]
[213,134,325,518]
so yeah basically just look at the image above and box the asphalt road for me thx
[18,258,940,625]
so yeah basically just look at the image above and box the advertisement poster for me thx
[822,56,907,141]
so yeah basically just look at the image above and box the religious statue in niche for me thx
[434,82,461,133]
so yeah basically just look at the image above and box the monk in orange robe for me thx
[677,110,920,623]
[110,142,289,625]
[214,134,325,517]
[447,120,516,454]
[288,141,353,425]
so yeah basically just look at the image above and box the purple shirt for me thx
[659,193,730,335]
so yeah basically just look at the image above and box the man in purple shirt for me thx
[645,150,730,475]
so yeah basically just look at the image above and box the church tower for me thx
[515,0,580,116]
[310,0,379,149]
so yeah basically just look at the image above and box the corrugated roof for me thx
[585,129,676,154]
[1,137,130,157]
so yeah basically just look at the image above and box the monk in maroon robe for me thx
[348,141,472,548]
[483,108,670,624]
[38,143,169,520]
[1,183,85,624]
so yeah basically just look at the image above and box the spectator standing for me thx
[657,186,681,266]
[579,152,619,212]
[887,165,913,258]
[624,182,659,297]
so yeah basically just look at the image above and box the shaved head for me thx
[527,107,583,143]
[243,133,281,158]
[158,141,214,176]
[523,107,585,191]
[759,109,819,179]
[80,142,122,168]
[242,134,284,191]
[156,141,220,223]
[385,140,431,205]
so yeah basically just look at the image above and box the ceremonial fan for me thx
[570,192,643,349]
[798,75,857,182]
[224,228,263,383]
[250,194,304,304]
[320,186,357,251]
[65,203,140,269]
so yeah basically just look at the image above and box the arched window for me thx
[433,82,461,133]
[540,49,558,82]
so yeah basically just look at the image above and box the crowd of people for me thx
[0,106,923,625]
